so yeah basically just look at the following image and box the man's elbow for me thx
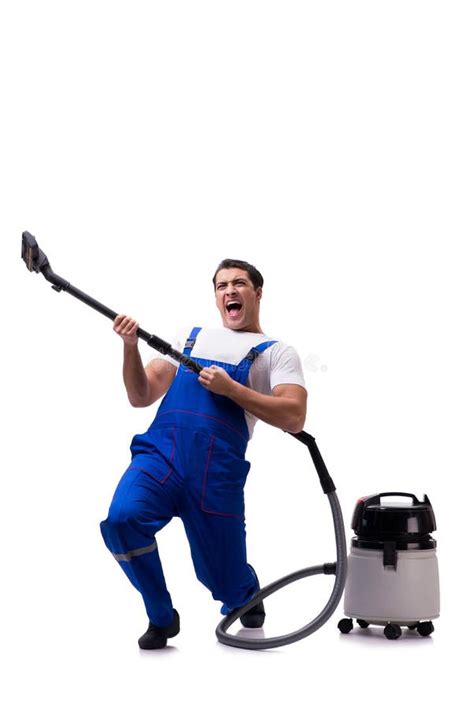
[129,395,150,408]
[285,413,306,434]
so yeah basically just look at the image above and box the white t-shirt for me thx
[150,326,306,439]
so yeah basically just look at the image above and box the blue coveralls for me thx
[100,326,277,627]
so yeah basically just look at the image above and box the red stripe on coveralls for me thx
[155,409,247,442]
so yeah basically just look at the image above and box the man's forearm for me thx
[226,380,303,433]
[123,343,150,406]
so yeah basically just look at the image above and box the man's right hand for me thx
[113,314,139,346]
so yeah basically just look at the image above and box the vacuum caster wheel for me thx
[384,623,402,640]
[357,619,370,628]
[417,621,434,637]
[338,618,353,634]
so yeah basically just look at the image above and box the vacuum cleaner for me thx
[21,231,347,650]
[338,492,440,639]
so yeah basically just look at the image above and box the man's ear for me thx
[256,286,263,302]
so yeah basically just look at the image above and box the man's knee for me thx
[99,502,141,552]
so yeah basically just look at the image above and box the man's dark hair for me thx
[212,259,264,291]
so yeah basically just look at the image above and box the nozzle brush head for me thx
[21,231,41,271]
[21,232,50,273]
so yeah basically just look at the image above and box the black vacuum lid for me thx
[352,492,437,540]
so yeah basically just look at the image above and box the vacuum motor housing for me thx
[343,492,440,627]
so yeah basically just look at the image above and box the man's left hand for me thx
[198,366,236,396]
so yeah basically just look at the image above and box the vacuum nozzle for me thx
[22,231,50,273]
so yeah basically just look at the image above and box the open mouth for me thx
[225,301,243,318]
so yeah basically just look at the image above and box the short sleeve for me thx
[145,327,190,367]
[269,344,306,391]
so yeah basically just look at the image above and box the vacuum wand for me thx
[21,231,335,492]
[22,231,335,492]
[21,231,202,375]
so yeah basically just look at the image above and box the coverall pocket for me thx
[201,435,251,518]
[129,427,177,484]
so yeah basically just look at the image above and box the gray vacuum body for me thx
[338,492,440,639]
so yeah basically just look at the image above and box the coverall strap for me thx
[233,339,278,384]
[242,340,277,362]
[183,326,202,355]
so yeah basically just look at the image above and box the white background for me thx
[1,1,472,706]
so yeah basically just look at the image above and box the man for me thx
[100,259,307,649]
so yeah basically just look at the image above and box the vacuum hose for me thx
[215,490,347,649]
[21,230,348,650]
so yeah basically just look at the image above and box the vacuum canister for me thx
[338,492,440,639]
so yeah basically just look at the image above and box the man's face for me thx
[214,268,262,331]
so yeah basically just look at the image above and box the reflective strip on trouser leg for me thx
[99,465,176,627]
[111,540,158,562]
